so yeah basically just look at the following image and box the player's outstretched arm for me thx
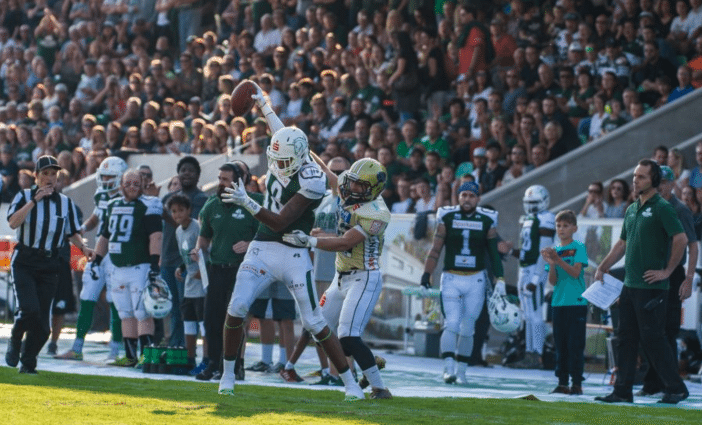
[421,223,446,288]
[252,82,284,134]
[284,227,365,251]
[309,151,339,194]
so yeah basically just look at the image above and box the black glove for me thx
[149,254,160,283]
[421,272,431,289]
[89,260,100,281]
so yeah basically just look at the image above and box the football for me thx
[230,79,258,116]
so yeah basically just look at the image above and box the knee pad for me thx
[339,336,375,370]
[184,321,198,336]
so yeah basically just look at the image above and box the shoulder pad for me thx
[538,211,556,230]
[436,205,460,221]
[298,164,327,200]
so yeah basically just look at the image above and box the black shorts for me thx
[249,298,296,321]
[52,260,76,315]
[180,297,205,322]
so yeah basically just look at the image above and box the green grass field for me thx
[1,368,699,424]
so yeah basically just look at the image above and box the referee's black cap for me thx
[35,155,61,173]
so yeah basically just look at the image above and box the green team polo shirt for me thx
[419,136,450,160]
[198,192,263,265]
[620,193,684,290]
[396,138,421,160]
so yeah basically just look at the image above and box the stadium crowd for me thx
[0,0,701,213]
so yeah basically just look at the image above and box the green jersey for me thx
[519,211,555,267]
[438,206,497,272]
[255,163,327,243]
[102,195,163,267]
[93,190,119,232]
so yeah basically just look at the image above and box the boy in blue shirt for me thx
[541,210,588,395]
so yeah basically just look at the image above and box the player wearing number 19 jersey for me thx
[508,185,555,369]
[217,82,364,401]
[55,157,127,361]
[422,181,505,384]
[93,170,163,366]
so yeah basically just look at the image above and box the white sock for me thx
[261,344,273,365]
[220,359,236,390]
[362,365,385,389]
[444,357,455,375]
[321,368,330,377]
[456,362,467,376]
[285,361,295,370]
[338,369,356,387]
[278,347,286,364]
[109,340,120,354]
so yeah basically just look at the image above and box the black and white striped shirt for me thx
[7,188,81,251]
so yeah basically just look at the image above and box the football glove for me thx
[282,230,317,248]
[420,272,431,289]
[251,83,268,109]
[89,260,100,281]
[494,278,506,297]
[149,255,160,284]
[222,177,262,215]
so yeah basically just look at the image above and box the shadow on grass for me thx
[1,368,700,424]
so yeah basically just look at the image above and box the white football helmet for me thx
[96,157,128,193]
[143,276,173,319]
[266,126,309,178]
[488,291,522,333]
[523,185,550,215]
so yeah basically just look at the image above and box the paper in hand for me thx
[197,249,209,291]
[582,274,624,309]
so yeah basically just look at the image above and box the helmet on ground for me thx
[338,158,387,204]
[523,185,550,215]
[266,126,308,178]
[143,276,173,319]
[488,291,522,333]
[96,157,128,193]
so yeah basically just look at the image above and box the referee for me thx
[5,156,93,374]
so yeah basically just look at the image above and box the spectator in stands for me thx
[389,30,421,124]
[479,142,507,194]
[588,93,609,141]
[391,175,415,214]
[601,98,628,134]
[668,147,691,195]
[501,144,532,185]
[0,143,20,202]
[414,177,436,213]
[690,140,702,188]
[634,41,678,106]
[653,145,669,165]
[579,181,607,218]
[605,179,631,218]
[668,65,695,102]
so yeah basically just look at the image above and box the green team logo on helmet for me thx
[339,158,387,203]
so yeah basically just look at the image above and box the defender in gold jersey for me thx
[284,157,393,400]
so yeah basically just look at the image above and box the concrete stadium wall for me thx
[482,89,702,282]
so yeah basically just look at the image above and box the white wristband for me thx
[308,236,317,248]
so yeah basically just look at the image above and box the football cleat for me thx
[47,341,57,355]
[108,357,138,367]
[272,362,285,373]
[344,384,365,402]
[218,388,235,396]
[54,350,84,361]
[370,388,393,400]
[190,360,209,376]
[443,372,457,384]
[305,369,323,377]
[280,368,304,383]
[245,361,272,373]
[19,365,38,374]
[456,373,468,385]
[311,374,343,386]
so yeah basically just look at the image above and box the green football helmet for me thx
[339,158,387,203]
